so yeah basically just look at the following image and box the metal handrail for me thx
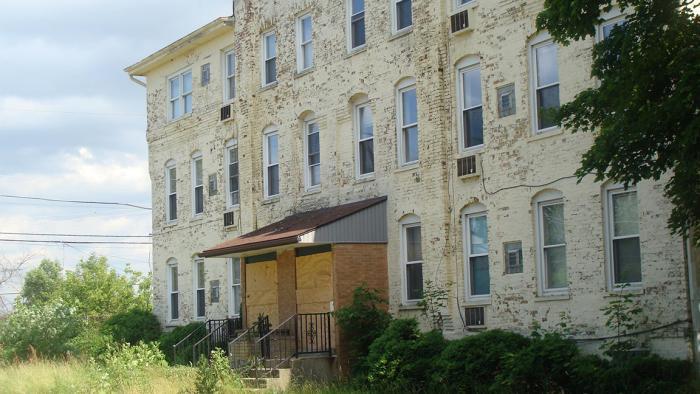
[257,314,296,343]
[172,323,206,363]
[191,317,242,363]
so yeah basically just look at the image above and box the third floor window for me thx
[297,14,313,72]
[348,0,366,50]
[168,70,192,120]
[263,33,277,86]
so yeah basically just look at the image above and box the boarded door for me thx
[245,260,279,326]
[295,251,333,314]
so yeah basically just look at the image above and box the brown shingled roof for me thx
[200,196,387,257]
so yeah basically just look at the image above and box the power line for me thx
[0,232,151,238]
[0,239,152,245]
[0,107,145,117]
[0,194,151,210]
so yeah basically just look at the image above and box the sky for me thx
[0,0,234,307]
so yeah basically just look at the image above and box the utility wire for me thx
[0,232,151,238]
[0,107,145,117]
[0,194,151,210]
[0,239,152,245]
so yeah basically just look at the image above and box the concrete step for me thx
[240,368,292,391]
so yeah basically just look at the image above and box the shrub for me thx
[335,285,392,370]
[435,329,530,392]
[67,326,115,358]
[194,349,243,394]
[102,309,161,345]
[159,322,206,364]
[596,355,694,394]
[94,341,168,392]
[365,319,446,392]
[0,301,83,360]
[495,333,581,393]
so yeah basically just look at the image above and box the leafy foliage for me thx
[435,330,530,392]
[417,280,451,331]
[537,0,700,244]
[159,322,206,364]
[600,285,644,357]
[334,285,392,367]
[364,319,446,392]
[67,326,115,358]
[193,349,243,394]
[0,301,83,360]
[102,309,161,345]
[93,342,168,392]
[20,259,63,306]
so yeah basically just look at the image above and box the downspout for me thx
[129,74,147,88]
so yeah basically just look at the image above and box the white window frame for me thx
[455,0,476,11]
[303,119,321,190]
[346,0,366,52]
[400,216,423,304]
[262,31,277,87]
[463,210,490,301]
[596,7,626,42]
[223,49,236,102]
[354,101,375,178]
[457,58,484,151]
[225,140,240,208]
[529,33,560,134]
[165,160,177,223]
[396,79,419,167]
[263,128,280,199]
[193,259,205,320]
[228,257,242,318]
[167,68,193,121]
[391,0,413,34]
[167,259,179,322]
[605,185,642,290]
[191,152,204,217]
[296,14,314,72]
[535,193,568,296]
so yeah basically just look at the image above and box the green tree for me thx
[62,254,151,321]
[20,259,64,306]
[537,1,700,244]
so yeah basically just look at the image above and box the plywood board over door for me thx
[295,251,333,314]
[245,259,279,326]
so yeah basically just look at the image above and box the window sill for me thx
[164,220,178,228]
[453,1,479,14]
[389,26,413,42]
[398,303,423,311]
[344,45,367,59]
[605,287,644,297]
[262,196,280,205]
[303,187,322,196]
[354,175,375,185]
[534,293,570,302]
[190,215,204,222]
[259,81,278,93]
[167,112,193,125]
[528,127,563,142]
[165,321,181,328]
[464,297,491,306]
[458,146,484,158]
[295,67,315,79]
[394,163,419,174]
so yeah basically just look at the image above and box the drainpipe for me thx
[129,74,147,88]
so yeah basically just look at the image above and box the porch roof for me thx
[199,196,387,257]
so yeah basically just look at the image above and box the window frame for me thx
[396,79,419,167]
[223,49,236,102]
[535,196,568,295]
[191,152,204,217]
[263,128,280,199]
[464,210,490,301]
[296,13,314,72]
[529,34,560,134]
[354,101,375,178]
[347,0,367,52]
[454,0,476,11]
[225,140,240,209]
[400,216,423,304]
[303,118,321,190]
[605,185,642,290]
[391,0,413,34]
[167,259,179,322]
[228,257,242,318]
[193,259,206,320]
[457,60,484,151]
[167,68,193,121]
[165,160,177,223]
[262,31,277,87]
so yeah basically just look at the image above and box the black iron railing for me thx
[172,323,207,364]
[296,312,332,356]
[191,317,243,363]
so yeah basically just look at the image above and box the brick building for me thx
[125,0,700,370]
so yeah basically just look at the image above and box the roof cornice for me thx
[124,16,234,76]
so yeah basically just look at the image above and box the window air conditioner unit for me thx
[465,306,485,327]
[457,154,480,178]
[451,9,470,34]
[220,104,232,121]
[224,211,235,227]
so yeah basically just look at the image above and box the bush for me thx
[194,349,243,394]
[364,319,446,392]
[435,329,530,392]
[102,309,161,345]
[0,301,84,360]
[67,326,115,358]
[159,322,206,364]
[334,285,392,370]
[595,355,694,394]
[94,341,168,392]
[495,333,580,393]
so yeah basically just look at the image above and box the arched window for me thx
[396,77,418,166]
[165,160,177,222]
[191,151,204,216]
[529,31,560,134]
[533,189,568,295]
[400,214,423,303]
[462,203,490,300]
[166,258,179,321]
[456,56,483,150]
[352,94,375,178]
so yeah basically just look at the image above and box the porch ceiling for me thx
[199,196,387,258]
